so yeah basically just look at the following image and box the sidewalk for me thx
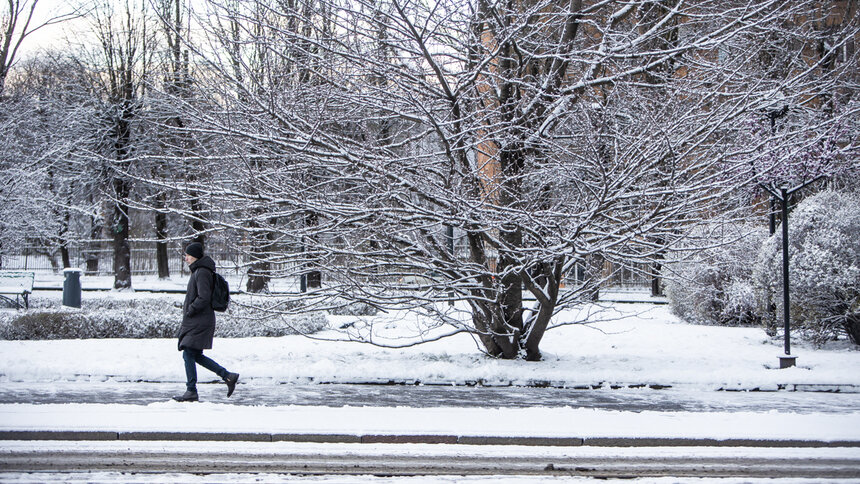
[2,321,858,391]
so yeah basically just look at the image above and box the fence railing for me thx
[1,243,655,290]
[603,261,655,289]
[1,242,251,276]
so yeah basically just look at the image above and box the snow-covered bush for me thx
[328,300,379,316]
[663,222,768,326]
[0,295,328,340]
[217,296,330,337]
[754,189,860,345]
[0,309,174,340]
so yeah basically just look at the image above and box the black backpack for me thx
[211,271,230,312]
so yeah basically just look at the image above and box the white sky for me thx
[11,0,87,60]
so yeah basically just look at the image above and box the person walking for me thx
[173,242,239,402]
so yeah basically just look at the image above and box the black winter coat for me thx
[177,256,217,351]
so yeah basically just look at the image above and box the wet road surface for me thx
[0,381,857,413]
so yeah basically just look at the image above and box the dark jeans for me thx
[182,348,228,392]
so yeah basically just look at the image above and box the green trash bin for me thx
[63,268,82,308]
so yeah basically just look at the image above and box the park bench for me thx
[0,270,35,309]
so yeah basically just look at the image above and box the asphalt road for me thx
[1,381,857,413]
[2,443,859,478]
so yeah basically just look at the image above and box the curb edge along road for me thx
[10,379,860,393]
[1,431,859,448]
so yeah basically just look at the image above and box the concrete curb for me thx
[1,431,858,447]
[7,379,859,394]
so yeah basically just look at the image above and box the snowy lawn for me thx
[0,295,857,389]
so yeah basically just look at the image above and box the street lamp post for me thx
[753,94,845,368]
[759,178,825,369]
[758,100,798,368]
[779,187,793,366]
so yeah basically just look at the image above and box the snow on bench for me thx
[0,271,35,309]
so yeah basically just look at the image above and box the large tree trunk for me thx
[494,147,530,358]
[46,247,60,273]
[466,226,522,359]
[844,313,860,346]
[246,218,274,293]
[59,204,71,269]
[246,263,270,293]
[651,239,665,297]
[466,230,506,357]
[584,254,605,302]
[111,98,134,289]
[59,238,70,269]
[154,194,170,279]
[521,260,563,361]
[189,194,206,245]
[112,177,132,290]
[85,212,102,275]
[496,234,524,357]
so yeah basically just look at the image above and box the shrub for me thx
[217,296,329,337]
[0,294,328,340]
[754,189,860,345]
[328,300,379,316]
[663,222,768,326]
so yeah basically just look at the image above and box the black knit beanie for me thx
[185,242,204,259]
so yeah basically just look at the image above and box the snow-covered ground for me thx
[1,286,859,445]
[2,291,857,390]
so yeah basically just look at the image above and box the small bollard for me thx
[63,268,82,308]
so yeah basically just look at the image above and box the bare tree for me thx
[184,0,338,293]
[83,0,155,289]
[0,1,85,267]
[147,0,194,279]
[0,53,99,270]
[146,0,859,359]
[0,0,81,98]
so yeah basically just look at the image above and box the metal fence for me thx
[1,242,248,276]
[1,243,655,290]
[603,261,655,289]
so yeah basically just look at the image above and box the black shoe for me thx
[172,390,199,402]
[224,372,239,397]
